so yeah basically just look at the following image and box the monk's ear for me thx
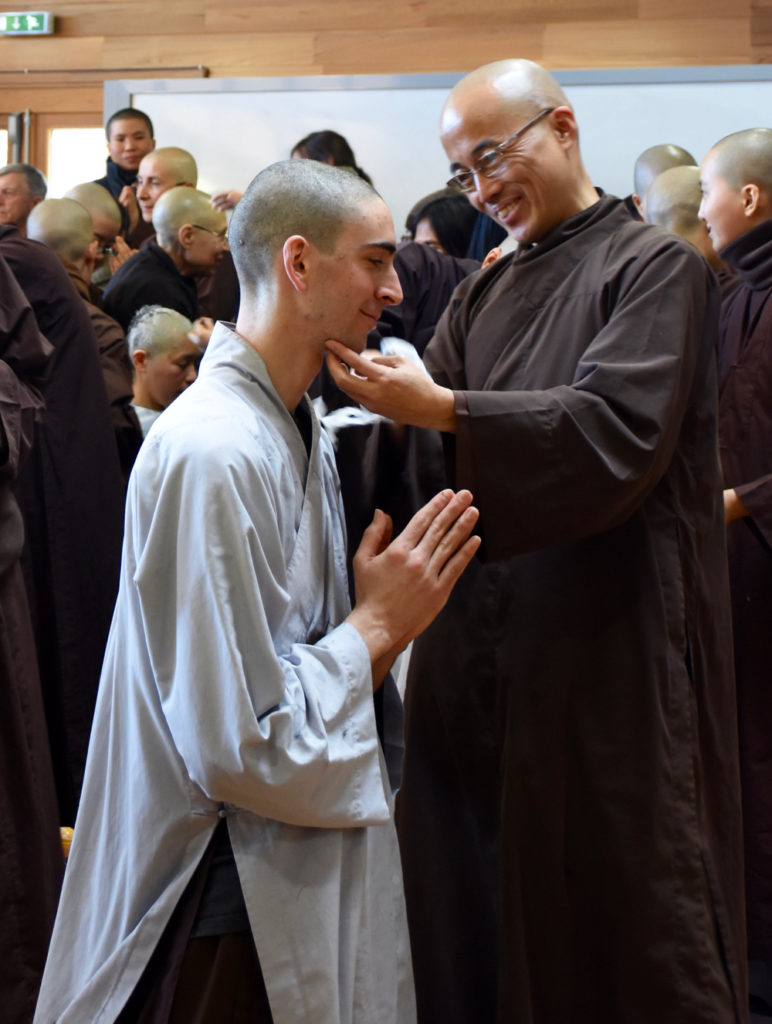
[551,106,578,146]
[178,223,195,248]
[741,183,762,217]
[282,234,311,292]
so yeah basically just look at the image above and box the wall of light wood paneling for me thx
[0,0,764,123]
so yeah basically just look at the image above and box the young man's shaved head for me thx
[228,158,382,295]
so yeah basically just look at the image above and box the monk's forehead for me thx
[441,83,531,143]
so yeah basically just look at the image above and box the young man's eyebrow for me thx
[363,241,397,255]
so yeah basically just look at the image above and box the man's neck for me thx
[235,310,321,412]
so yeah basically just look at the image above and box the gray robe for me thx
[35,323,415,1024]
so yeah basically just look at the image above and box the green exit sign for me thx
[0,11,53,35]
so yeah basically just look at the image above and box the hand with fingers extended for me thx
[118,185,141,233]
[211,188,243,212]
[325,340,457,432]
[346,489,480,687]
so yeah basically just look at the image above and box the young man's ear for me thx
[282,235,311,292]
[132,349,149,373]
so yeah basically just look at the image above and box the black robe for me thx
[397,195,747,1023]
[0,225,125,824]
[717,219,772,963]
[0,255,64,1022]
[103,239,199,332]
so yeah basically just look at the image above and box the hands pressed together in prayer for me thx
[108,235,136,275]
[346,490,480,688]
[325,340,457,433]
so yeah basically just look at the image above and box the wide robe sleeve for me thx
[0,257,51,481]
[129,425,392,830]
[426,236,718,562]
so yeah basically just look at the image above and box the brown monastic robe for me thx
[397,195,747,1024]
[716,218,772,964]
[0,224,125,825]
[65,263,143,482]
[0,254,64,1022]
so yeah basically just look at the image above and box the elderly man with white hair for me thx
[103,186,227,333]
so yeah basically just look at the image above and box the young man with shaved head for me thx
[103,186,227,331]
[327,58,747,1024]
[35,159,480,1024]
[700,126,772,1018]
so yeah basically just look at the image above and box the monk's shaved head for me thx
[707,128,772,194]
[647,166,721,268]
[65,181,123,254]
[27,197,94,263]
[647,166,703,234]
[152,187,224,247]
[437,59,596,244]
[633,145,696,202]
[441,59,570,135]
[142,147,198,187]
[65,182,121,229]
[229,158,380,295]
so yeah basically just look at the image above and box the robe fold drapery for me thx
[0,254,63,1024]
[397,195,747,1024]
[35,323,414,1024]
[717,219,772,963]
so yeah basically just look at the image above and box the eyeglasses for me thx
[94,234,117,257]
[192,224,228,241]
[446,107,555,193]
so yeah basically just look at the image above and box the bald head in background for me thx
[153,186,227,276]
[646,165,722,269]
[136,147,198,225]
[65,182,123,277]
[632,143,696,219]
[27,197,96,265]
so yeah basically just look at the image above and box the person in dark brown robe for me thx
[699,127,772,1017]
[27,196,143,482]
[326,59,747,1024]
[0,223,125,826]
[0,254,64,1022]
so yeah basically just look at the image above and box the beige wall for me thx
[0,0,765,155]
